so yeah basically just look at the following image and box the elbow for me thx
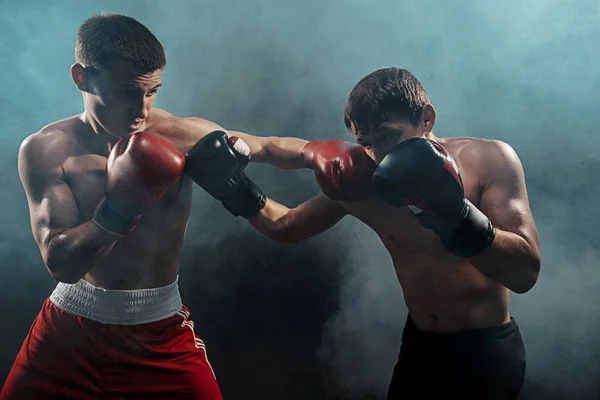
[512,254,541,294]
[44,243,83,284]
[511,281,535,295]
[50,270,81,284]
[45,258,82,284]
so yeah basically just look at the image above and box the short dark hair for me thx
[75,12,166,73]
[344,67,430,134]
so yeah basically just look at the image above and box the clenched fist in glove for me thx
[302,139,376,202]
[372,138,496,257]
[185,131,266,219]
[93,132,185,236]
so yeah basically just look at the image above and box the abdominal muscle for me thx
[83,229,184,290]
[82,180,193,291]
[347,199,510,334]
[390,247,511,333]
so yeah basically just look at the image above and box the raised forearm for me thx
[471,229,541,294]
[249,198,297,244]
[249,194,347,244]
[44,221,120,283]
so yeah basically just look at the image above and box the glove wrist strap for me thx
[445,200,496,258]
[93,197,140,236]
[222,175,267,219]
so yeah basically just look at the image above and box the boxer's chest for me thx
[62,153,189,223]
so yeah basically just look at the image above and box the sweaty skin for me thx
[19,60,306,290]
[250,115,541,333]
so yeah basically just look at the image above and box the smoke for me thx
[1,0,599,398]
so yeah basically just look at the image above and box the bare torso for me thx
[39,110,197,290]
[343,137,511,333]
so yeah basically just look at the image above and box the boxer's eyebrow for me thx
[116,82,162,90]
[374,127,401,139]
[116,83,141,89]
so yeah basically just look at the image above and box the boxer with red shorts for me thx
[206,68,542,399]
[2,12,307,399]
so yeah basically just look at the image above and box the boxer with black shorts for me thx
[204,68,541,399]
[1,12,307,400]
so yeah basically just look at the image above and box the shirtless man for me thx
[1,13,306,399]
[204,68,542,399]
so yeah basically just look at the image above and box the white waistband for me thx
[49,277,183,325]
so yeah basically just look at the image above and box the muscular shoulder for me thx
[147,108,223,151]
[447,137,523,188]
[471,139,521,178]
[20,128,74,171]
[20,114,88,162]
[457,137,517,162]
[18,128,74,199]
[148,108,221,132]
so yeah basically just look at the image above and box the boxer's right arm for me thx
[249,194,348,244]
[18,133,120,283]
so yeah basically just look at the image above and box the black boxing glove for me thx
[372,138,495,258]
[185,131,266,219]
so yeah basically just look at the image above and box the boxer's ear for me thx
[71,63,90,93]
[421,104,436,134]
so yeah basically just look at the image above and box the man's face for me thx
[84,59,163,137]
[352,117,424,164]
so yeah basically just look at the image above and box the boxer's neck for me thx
[78,111,118,154]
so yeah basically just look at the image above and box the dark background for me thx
[1,0,599,398]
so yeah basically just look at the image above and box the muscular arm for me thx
[249,193,348,244]
[174,116,309,170]
[230,130,308,170]
[471,141,541,294]
[19,132,120,283]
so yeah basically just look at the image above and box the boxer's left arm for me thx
[175,117,308,170]
[249,193,349,244]
[470,141,541,294]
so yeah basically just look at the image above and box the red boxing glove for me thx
[302,139,376,202]
[93,132,185,236]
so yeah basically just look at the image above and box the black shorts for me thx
[387,315,526,400]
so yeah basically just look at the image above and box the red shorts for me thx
[0,299,223,400]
